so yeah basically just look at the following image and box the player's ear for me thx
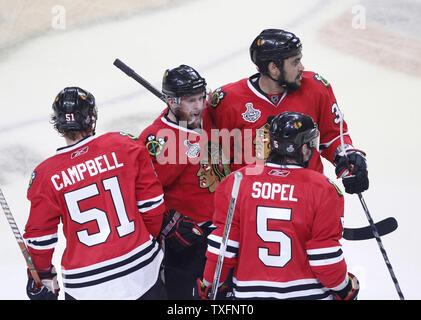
[268,61,280,76]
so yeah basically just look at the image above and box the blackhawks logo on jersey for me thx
[119,132,139,140]
[253,122,271,160]
[313,73,330,88]
[196,142,229,193]
[145,134,167,157]
[28,171,37,190]
[209,87,226,109]
[327,178,343,198]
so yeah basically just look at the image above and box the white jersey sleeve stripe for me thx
[307,246,344,266]
[137,194,164,213]
[25,233,58,250]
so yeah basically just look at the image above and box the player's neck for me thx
[65,132,93,146]
[258,74,285,95]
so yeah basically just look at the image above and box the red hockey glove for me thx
[334,149,369,194]
[161,209,204,252]
[26,265,60,300]
[332,273,359,300]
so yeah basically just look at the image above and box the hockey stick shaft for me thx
[358,193,405,300]
[113,58,167,102]
[113,58,232,176]
[339,112,404,299]
[211,171,243,300]
[0,188,42,286]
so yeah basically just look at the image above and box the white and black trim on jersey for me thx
[62,236,163,299]
[247,73,287,107]
[25,233,58,250]
[233,278,332,300]
[207,234,239,258]
[137,194,164,213]
[306,246,344,267]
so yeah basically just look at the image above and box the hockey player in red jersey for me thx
[139,65,230,299]
[208,28,368,195]
[196,112,359,300]
[23,87,166,300]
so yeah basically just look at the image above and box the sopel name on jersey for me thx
[251,181,298,202]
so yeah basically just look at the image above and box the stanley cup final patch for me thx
[184,140,201,158]
[242,103,261,122]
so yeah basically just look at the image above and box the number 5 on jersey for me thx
[257,206,292,268]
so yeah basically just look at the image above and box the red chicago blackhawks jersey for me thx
[139,108,229,224]
[203,163,348,300]
[23,132,165,299]
[208,71,354,173]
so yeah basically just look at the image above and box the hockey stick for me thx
[113,58,166,102]
[0,188,42,286]
[339,113,404,300]
[211,171,243,300]
[113,58,232,175]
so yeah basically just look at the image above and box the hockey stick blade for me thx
[343,217,398,241]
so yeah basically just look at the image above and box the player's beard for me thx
[281,71,303,93]
[176,108,203,129]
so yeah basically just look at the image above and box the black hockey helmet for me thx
[52,87,97,133]
[268,111,319,166]
[250,29,302,73]
[162,65,207,98]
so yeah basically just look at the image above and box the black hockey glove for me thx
[161,210,204,252]
[334,149,369,194]
[26,265,60,300]
[193,278,231,300]
[332,273,359,300]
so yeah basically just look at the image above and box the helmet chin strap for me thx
[166,97,181,123]
[301,144,314,168]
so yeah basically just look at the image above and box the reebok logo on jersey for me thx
[71,146,89,159]
[268,169,290,177]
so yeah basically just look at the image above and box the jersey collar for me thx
[247,73,287,107]
[160,115,203,135]
[56,135,95,155]
[265,162,303,169]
